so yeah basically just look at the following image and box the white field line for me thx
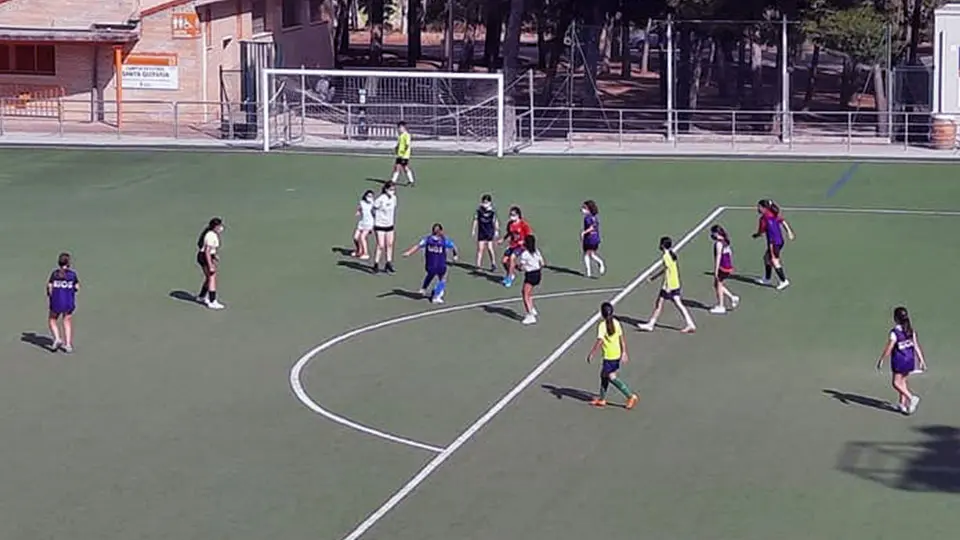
[338,205,727,540]
[290,287,623,454]
[725,205,960,217]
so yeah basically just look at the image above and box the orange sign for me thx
[125,53,178,67]
[172,12,200,39]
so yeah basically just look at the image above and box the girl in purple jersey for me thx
[580,200,606,277]
[709,225,740,314]
[47,252,79,353]
[876,306,927,415]
[751,199,795,290]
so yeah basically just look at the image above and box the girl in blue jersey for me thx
[876,306,927,415]
[581,200,606,277]
[751,199,795,290]
[471,194,499,271]
[47,252,80,353]
[403,223,459,303]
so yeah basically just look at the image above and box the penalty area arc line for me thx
[290,287,625,454]
[338,205,727,540]
[725,205,960,217]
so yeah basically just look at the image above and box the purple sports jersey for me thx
[583,214,600,245]
[762,213,785,245]
[48,269,78,314]
[717,241,733,271]
[419,235,456,272]
[890,325,916,374]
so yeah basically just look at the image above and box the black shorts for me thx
[196,251,218,269]
[395,157,409,167]
[659,288,681,300]
[477,229,495,242]
[524,269,542,286]
[374,225,395,233]
[716,270,732,282]
[582,239,600,252]
[766,243,784,258]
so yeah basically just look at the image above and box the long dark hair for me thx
[583,200,599,216]
[56,252,71,279]
[509,206,522,219]
[894,306,914,339]
[759,199,780,216]
[601,302,615,336]
[710,224,730,245]
[659,236,677,261]
[524,234,537,253]
[197,217,223,249]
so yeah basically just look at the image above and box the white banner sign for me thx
[122,63,179,90]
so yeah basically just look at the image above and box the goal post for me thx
[260,68,507,157]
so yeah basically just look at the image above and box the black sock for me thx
[209,291,217,302]
[599,375,610,397]
[764,265,773,280]
[775,267,787,281]
[199,284,209,298]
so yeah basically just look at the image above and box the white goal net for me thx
[260,69,508,157]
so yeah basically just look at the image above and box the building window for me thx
[309,0,325,23]
[0,44,56,75]
[282,0,302,28]
[252,0,266,34]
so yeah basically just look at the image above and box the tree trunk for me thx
[580,5,602,107]
[840,56,856,108]
[676,27,691,132]
[750,36,763,108]
[406,0,422,67]
[542,15,572,102]
[704,38,716,89]
[621,16,631,78]
[873,63,889,135]
[400,0,408,35]
[502,0,524,98]
[801,44,820,110]
[536,11,547,69]
[459,15,477,71]
[716,35,734,99]
[369,0,384,66]
[689,35,705,110]
[483,0,504,70]
[640,19,652,73]
[737,37,747,107]
[598,14,614,75]
[908,0,922,64]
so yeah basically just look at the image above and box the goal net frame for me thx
[259,68,506,157]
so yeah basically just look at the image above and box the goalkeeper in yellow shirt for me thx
[391,121,415,186]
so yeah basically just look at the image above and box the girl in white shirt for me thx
[196,217,225,310]
[372,181,398,273]
[352,190,375,260]
[518,234,545,325]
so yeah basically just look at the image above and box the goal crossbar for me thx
[260,68,506,157]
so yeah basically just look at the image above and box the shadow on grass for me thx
[702,271,768,288]
[330,246,354,256]
[337,260,375,274]
[483,304,520,320]
[377,288,426,301]
[616,314,681,332]
[169,290,198,304]
[20,332,54,352]
[541,384,626,408]
[682,298,712,311]
[364,177,388,185]
[837,425,960,493]
[822,389,896,413]
[545,264,583,277]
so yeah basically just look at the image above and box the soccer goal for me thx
[260,68,508,157]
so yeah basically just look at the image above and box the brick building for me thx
[0,0,334,128]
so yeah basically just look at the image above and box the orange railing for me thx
[0,84,65,118]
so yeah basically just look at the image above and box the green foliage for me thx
[805,4,890,64]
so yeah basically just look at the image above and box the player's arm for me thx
[356,205,362,217]
[203,244,216,270]
[471,215,478,238]
[780,218,796,240]
[586,334,603,363]
[445,238,459,261]
[914,332,928,370]
[648,267,664,282]
[751,217,766,238]
[402,238,426,257]
[620,332,629,363]
[46,275,53,297]
[713,242,722,277]
[876,333,896,369]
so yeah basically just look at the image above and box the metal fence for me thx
[0,97,954,152]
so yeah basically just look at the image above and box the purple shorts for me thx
[49,302,75,316]
[582,238,600,252]
[766,243,784,258]
[601,359,621,376]
[659,288,681,300]
[891,356,916,375]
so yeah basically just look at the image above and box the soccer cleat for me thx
[502,275,514,287]
[681,325,697,334]
[358,254,370,261]
[776,280,791,291]
[709,305,727,315]
[755,278,771,286]
[385,263,396,274]
[372,264,380,274]
[908,395,921,414]
[489,264,497,272]
[625,394,639,410]
[207,300,225,310]
[196,294,208,304]
[62,345,73,354]
[530,307,539,316]
[418,288,427,297]
[731,296,741,309]
[51,339,62,352]
[637,322,654,332]
[521,314,537,325]
[591,398,606,407]
[598,263,606,276]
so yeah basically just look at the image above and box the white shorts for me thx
[356,221,373,232]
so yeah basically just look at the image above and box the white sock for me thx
[678,304,696,328]
[589,252,605,271]
[390,171,399,182]
[583,254,592,277]
[406,170,415,183]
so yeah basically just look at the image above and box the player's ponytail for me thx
[659,236,677,261]
[769,201,781,216]
[711,224,730,246]
[601,302,615,336]
[894,306,914,339]
[197,217,222,249]
[524,234,537,253]
[56,252,70,279]
[584,200,599,216]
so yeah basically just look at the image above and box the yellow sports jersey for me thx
[596,319,623,360]
[662,251,681,291]
[396,132,411,159]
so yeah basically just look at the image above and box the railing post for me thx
[731,110,736,148]
[618,109,623,147]
[904,112,909,151]
[788,110,794,150]
[346,103,352,141]
[567,107,573,148]
[58,97,64,137]
[173,101,179,139]
[528,69,535,145]
[0,98,5,136]
[455,105,461,143]
[846,111,852,153]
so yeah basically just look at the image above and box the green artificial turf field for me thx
[0,148,957,540]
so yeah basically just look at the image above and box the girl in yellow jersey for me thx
[586,302,639,409]
[390,121,415,186]
[637,236,696,333]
